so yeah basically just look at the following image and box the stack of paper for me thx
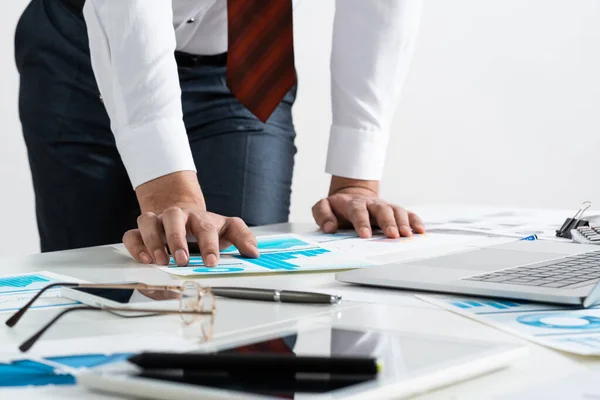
[420,294,600,356]
[0,332,202,388]
[158,232,491,277]
[423,209,591,240]
[159,234,378,276]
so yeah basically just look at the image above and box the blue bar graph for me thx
[0,359,75,387]
[169,255,244,267]
[47,353,133,368]
[221,236,311,253]
[451,299,522,310]
[0,353,133,388]
[0,275,50,289]
[237,248,331,271]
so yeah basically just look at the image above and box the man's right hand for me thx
[122,171,259,267]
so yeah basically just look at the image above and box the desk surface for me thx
[1,206,598,399]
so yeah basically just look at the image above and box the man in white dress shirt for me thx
[15,0,424,266]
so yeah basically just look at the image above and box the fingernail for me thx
[324,222,335,233]
[153,250,168,265]
[416,224,425,233]
[386,226,399,238]
[139,252,152,264]
[400,225,413,236]
[249,243,259,255]
[205,254,218,266]
[174,249,188,265]
[359,227,371,238]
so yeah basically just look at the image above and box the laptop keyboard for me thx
[465,250,600,288]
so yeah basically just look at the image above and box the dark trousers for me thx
[15,0,297,252]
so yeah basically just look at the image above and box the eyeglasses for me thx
[5,281,216,352]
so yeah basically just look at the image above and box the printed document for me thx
[0,271,82,314]
[420,294,600,355]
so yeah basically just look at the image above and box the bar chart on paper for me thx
[419,294,600,355]
[168,235,317,267]
[220,235,315,254]
[434,296,568,314]
[450,299,524,311]
[0,272,81,314]
[0,274,53,294]
[239,248,332,270]
[160,234,376,276]
[0,353,133,388]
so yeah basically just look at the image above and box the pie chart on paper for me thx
[517,313,600,330]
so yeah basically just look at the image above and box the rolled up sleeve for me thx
[83,0,196,188]
[326,0,422,180]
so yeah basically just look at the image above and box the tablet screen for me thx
[133,326,498,398]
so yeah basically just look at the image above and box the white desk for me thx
[1,206,598,399]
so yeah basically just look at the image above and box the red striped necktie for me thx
[226,0,296,123]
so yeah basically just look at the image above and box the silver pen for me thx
[210,287,342,305]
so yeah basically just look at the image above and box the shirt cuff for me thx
[325,125,389,181]
[115,118,197,188]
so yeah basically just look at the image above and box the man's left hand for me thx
[311,176,424,239]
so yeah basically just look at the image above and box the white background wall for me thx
[2,0,600,255]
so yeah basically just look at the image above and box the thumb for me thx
[312,199,339,233]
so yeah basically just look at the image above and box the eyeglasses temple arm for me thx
[5,282,80,327]
[18,306,99,352]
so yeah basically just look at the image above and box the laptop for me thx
[336,240,600,308]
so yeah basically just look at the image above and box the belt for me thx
[175,52,228,68]
[66,0,85,11]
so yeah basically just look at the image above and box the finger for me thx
[161,207,189,266]
[367,203,399,238]
[221,217,259,258]
[347,199,372,238]
[311,199,339,233]
[122,229,153,264]
[392,206,412,237]
[137,212,169,265]
[219,240,233,251]
[188,214,220,267]
[409,211,425,234]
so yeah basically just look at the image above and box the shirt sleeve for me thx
[83,0,196,189]
[326,0,423,181]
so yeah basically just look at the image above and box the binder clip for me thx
[556,201,592,239]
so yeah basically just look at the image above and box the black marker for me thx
[128,352,379,375]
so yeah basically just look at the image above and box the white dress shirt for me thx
[83,0,422,189]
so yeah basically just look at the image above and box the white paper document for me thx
[420,294,600,355]
[298,230,361,243]
[497,370,600,400]
[304,282,437,309]
[158,234,377,276]
[0,331,205,376]
[2,331,200,362]
[316,232,491,257]
[0,272,82,314]
[158,232,497,277]
[423,209,589,240]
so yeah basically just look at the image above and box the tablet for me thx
[77,325,527,399]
